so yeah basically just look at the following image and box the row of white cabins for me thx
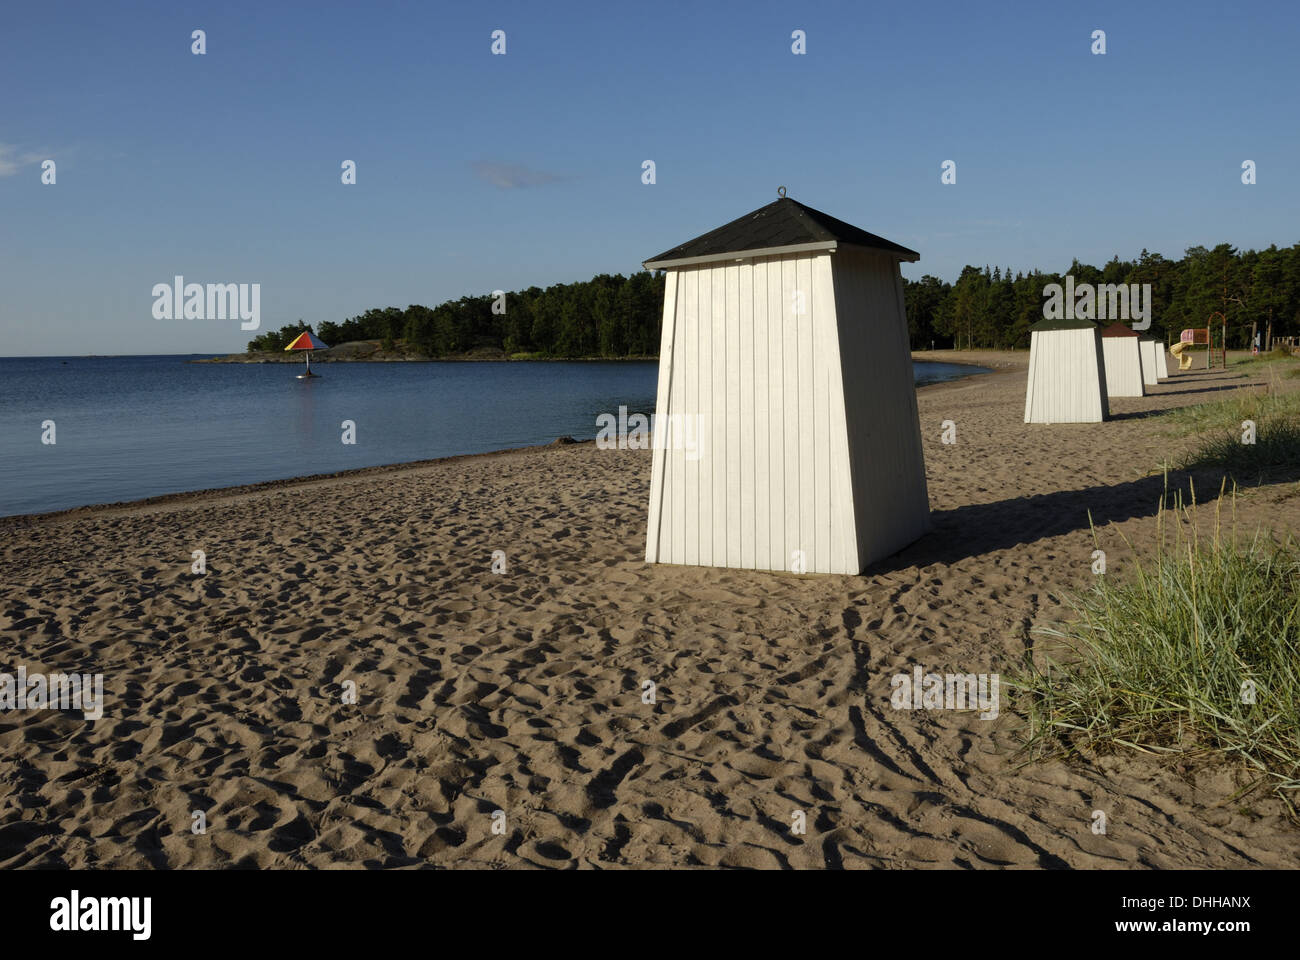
[639,195,1175,576]
[1024,318,1172,423]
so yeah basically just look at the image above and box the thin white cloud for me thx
[0,143,50,177]
[472,160,566,189]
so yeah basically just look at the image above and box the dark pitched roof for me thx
[643,197,919,267]
[1031,316,1099,333]
[1100,322,1139,338]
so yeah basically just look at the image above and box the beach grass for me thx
[1011,486,1300,805]
[1232,348,1296,367]
[1159,378,1300,481]
[1160,383,1300,435]
[1180,416,1300,482]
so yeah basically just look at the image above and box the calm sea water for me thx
[0,356,986,516]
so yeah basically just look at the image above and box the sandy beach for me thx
[2,351,1297,869]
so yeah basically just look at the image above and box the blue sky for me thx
[2,0,1296,355]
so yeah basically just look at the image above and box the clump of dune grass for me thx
[1233,348,1296,366]
[1160,385,1300,436]
[1156,369,1300,482]
[1011,484,1300,806]
[1181,420,1300,482]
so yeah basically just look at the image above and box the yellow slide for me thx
[1170,340,1195,370]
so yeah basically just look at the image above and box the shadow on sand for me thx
[868,369,1291,575]
[873,464,1298,576]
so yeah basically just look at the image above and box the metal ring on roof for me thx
[777,185,787,198]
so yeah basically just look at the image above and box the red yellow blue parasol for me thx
[284,330,329,379]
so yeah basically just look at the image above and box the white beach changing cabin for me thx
[1100,323,1145,398]
[641,194,930,575]
[1139,339,1160,387]
[1024,316,1109,423]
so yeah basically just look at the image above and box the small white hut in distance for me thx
[1155,342,1170,379]
[1100,323,1144,397]
[1024,316,1109,423]
[641,194,930,575]
[1139,340,1160,387]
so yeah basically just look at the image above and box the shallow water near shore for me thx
[0,356,987,516]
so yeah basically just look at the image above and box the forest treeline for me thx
[247,242,1300,356]
[247,272,665,357]
[905,243,1300,350]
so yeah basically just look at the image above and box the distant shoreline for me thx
[189,353,661,364]
[192,351,1007,367]
[1,350,1009,365]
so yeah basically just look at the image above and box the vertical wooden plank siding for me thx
[1025,328,1108,423]
[697,268,713,565]
[739,261,756,568]
[1102,337,1145,397]
[1139,340,1158,386]
[1091,328,1110,418]
[711,264,727,564]
[811,256,830,573]
[666,272,685,563]
[796,256,815,570]
[831,249,930,568]
[781,257,800,567]
[890,261,932,546]
[646,249,929,573]
[725,263,742,567]
[680,268,698,565]
[752,259,770,568]
[644,270,678,562]
[1024,330,1041,422]
[1129,339,1147,394]
[767,256,785,570]
[815,253,854,573]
